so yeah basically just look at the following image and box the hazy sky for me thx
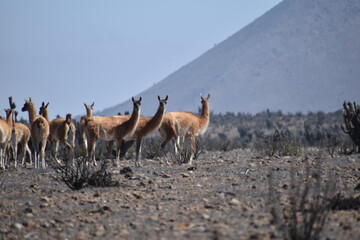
[0,0,282,120]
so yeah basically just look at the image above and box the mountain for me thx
[97,0,360,117]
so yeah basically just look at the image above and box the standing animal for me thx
[122,95,168,167]
[7,97,32,167]
[6,109,32,168]
[22,98,50,169]
[0,109,13,169]
[39,102,76,165]
[83,97,142,166]
[80,102,95,156]
[11,120,32,167]
[80,102,118,159]
[159,94,210,165]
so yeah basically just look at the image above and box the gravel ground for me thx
[1,149,360,240]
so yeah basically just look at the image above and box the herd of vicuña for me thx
[0,94,210,170]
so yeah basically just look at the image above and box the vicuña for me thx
[39,102,76,165]
[22,98,50,169]
[159,94,210,165]
[83,97,142,166]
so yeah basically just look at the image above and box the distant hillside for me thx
[97,0,360,117]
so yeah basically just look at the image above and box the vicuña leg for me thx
[135,138,142,167]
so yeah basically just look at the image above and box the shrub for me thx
[268,164,335,240]
[51,158,119,190]
[341,101,360,152]
[255,130,302,157]
[141,136,163,159]
[323,132,341,157]
[173,144,194,165]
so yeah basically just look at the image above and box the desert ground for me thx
[1,149,359,240]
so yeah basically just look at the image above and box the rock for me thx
[40,196,52,202]
[176,222,194,230]
[129,222,140,229]
[132,193,143,199]
[229,198,240,206]
[75,231,87,240]
[0,228,9,234]
[187,166,197,171]
[161,173,171,178]
[92,225,106,237]
[118,229,129,236]
[202,214,210,220]
[12,223,24,230]
[120,167,133,175]
[24,207,33,213]
[24,220,37,229]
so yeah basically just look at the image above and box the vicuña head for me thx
[84,102,95,117]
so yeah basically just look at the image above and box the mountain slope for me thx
[98,0,360,117]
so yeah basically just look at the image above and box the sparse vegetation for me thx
[173,144,194,165]
[341,101,360,152]
[268,162,335,240]
[51,158,118,190]
[141,136,163,159]
[255,129,302,157]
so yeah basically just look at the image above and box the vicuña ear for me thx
[165,95,168,101]
[91,102,95,108]
[207,93,211,100]
[139,97,142,102]
[46,102,49,108]
[132,97,135,102]
[158,95,161,101]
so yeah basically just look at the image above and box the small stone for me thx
[132,193,143,199]
[202,214,210,220]
[0,228,9,234]
[12,223,24,230]
[41,221,52,228]
[75,231,87,240]
[24,220,37,229]
[230,198,240,206]
[92,225,106,237]
[176,222,194,230]
[40,196,52,202]
[118,229,129,236]
[24,207,33,213]
[40,203,49,208]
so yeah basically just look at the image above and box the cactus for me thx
[341,101,360,152]
[8,96,16,110]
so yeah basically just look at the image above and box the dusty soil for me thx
[1,149,360,240]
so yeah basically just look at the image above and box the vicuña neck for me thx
[201,102,210,118]
[28,104,37,124]
[86,108,93,117]
[42,109,49,122]
[129,106,141,124]
[6,112,13,127]
[151,105,165,123]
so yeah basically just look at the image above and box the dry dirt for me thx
[1,149,360,240]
